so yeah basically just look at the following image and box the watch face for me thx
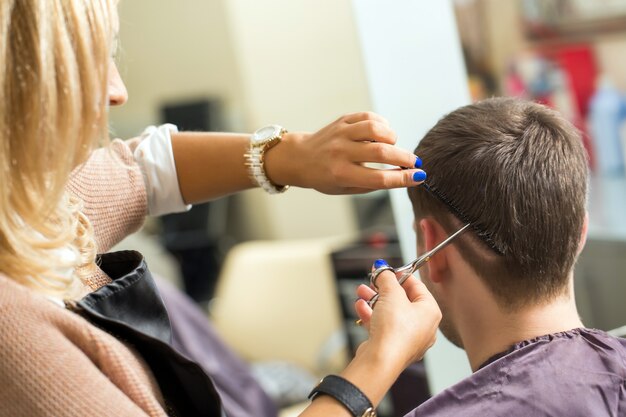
[252,125,281,145]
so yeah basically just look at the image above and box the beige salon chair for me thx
[210,237,352,415]
[211,236,350,372]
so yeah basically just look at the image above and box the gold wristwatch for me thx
[245,124,289,194]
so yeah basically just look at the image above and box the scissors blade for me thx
[419,223,471,262]
[365,223,471,308]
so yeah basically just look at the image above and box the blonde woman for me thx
[0,1,440,416]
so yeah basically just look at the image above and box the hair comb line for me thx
[421,181,505,255]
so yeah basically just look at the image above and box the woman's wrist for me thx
[338,342,406,408]
[263,132,308,188]
[308,375,376,416]
[303,346,403,417]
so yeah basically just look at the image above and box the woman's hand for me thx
[299,261,440,417]
[354,263,441,371]
[264,112,426,195]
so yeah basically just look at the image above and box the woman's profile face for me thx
[107,8,127,107]
[108,61,127,106]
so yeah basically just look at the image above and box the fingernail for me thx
[374,259,388,268]
[414,156,422,168]
[413,170,427,182]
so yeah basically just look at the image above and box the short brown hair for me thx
[408,98,588,309]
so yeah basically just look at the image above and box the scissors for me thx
[363,223,471,310]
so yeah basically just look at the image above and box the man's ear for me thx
[578,213,589,255]
[414,219,424,252]
[418,218,450,284]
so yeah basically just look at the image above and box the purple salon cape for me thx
[406,328,626,417]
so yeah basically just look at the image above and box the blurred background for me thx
[109,1,626,415]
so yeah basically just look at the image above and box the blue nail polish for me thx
[414,156,422,168]
[413,170,427,182]
[374,259,388,268]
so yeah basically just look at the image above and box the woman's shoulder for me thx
[0,273,50,307]
[0,274,166,417]
[0,274,72,333]
[0,274,98,350]
[0,274,116,382]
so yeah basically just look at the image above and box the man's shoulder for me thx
[405,328,626,417]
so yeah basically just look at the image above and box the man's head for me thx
[407,98,588,320]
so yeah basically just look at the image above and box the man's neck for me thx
[454,276,584,371]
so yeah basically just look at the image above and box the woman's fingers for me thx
[290,111,425,194]
[341,111,389,126]
[344,120,397,144]
[355,284,377,327]
[352,258,442,369]
[355,298,373,328]
[357,283,377,300]
[373,268,404,293]
[346,140,421,168]
[330,163,426,190]
[401,275,431,303]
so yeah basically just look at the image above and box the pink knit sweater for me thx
[0,140,169,416]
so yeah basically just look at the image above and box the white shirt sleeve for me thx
[133,124,192,216]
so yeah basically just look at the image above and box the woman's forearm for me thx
[299,344,404,417]
[170,131,254,204]
[170,112,427,204]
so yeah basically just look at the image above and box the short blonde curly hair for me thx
[0,0,117,297]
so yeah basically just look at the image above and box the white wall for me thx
[110,0,245,139]
[111,0,371,241]
[222,0,373,240]
[352,0,473,394]
[222,0,371,129]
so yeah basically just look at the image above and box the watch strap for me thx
[308,375,376,417]
[245,126,289,194]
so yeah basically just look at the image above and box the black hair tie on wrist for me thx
[308,374,377,417]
